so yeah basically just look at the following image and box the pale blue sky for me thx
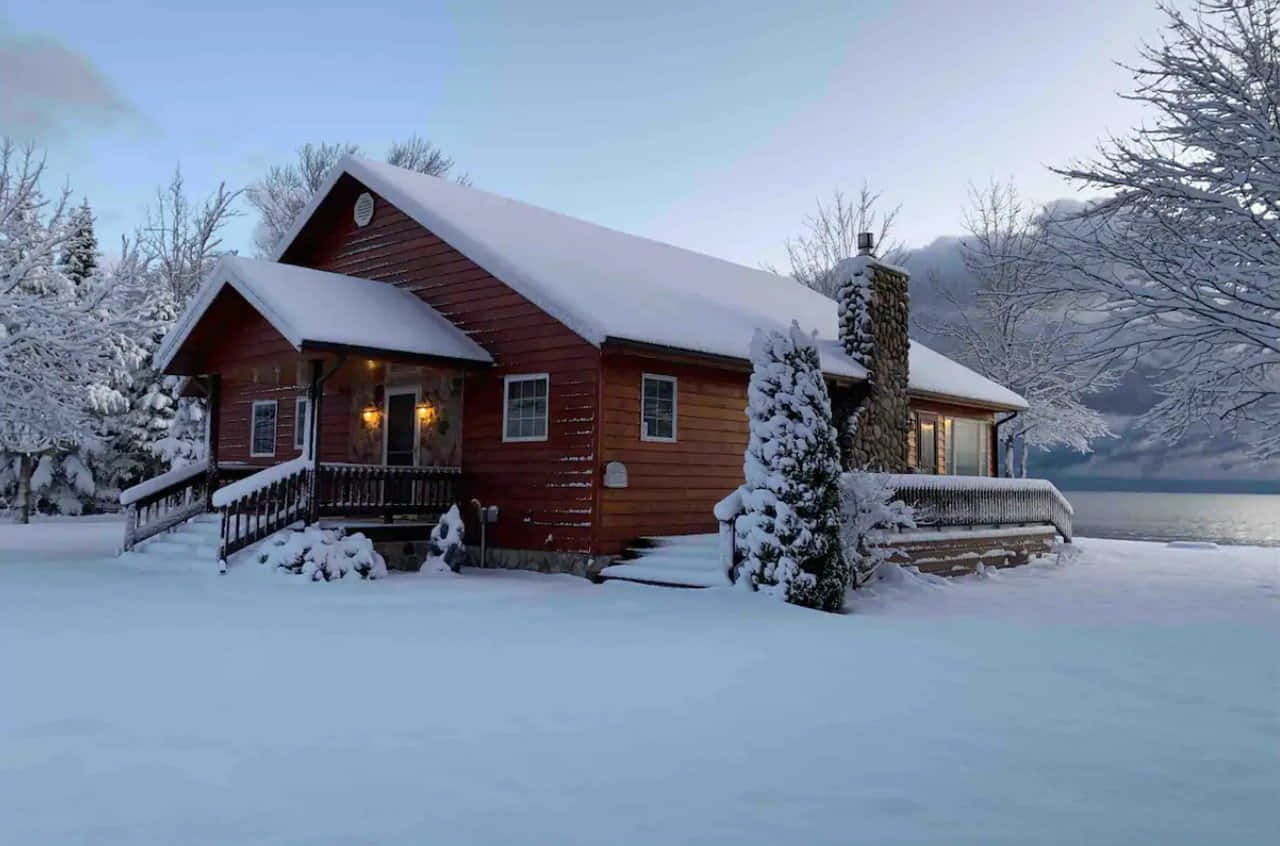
[4,0,1166,266]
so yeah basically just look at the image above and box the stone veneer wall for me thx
[841,259,911,471]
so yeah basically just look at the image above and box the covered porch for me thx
[122,256,493,562]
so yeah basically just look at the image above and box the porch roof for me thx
[155,256,493,372]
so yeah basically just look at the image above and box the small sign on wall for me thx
[603,461,629,488]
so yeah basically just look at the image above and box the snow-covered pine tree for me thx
[733,321,847,611]
[59,199,98,289]
[0,140,149,522]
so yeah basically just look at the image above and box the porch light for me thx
[416,400,437,425]
[362,404,381,428]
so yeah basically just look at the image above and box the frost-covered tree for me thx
[920,181,1119,476]
[1043,0,1280,459]
[779,185,906,298]
[246,135,467,256]
[59,198,98,288]
[0,140,149,522]
[733,322,847,611]
[116,169,238,482]
[143,167,240,304]
[839,472,915,584]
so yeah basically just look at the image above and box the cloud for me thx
[0,31,146,139]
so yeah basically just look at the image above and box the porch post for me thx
[205,374,221,511]
[306,359,323,524]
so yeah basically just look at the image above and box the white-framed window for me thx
[503,373,549,442]
[641,373,677,442]
[250,400,278,457]
[293,396,310,451]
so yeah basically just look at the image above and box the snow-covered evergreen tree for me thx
[59,199,98,289]
[732,322,847,611]
[0,140,149,522]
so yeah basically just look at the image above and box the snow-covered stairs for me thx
[597,534,729,588]
[123,513,222,567]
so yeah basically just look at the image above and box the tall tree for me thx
[1043,0,1280,459]
[143,167,240,304]
[920,181,1118,476]
[733,322,847,611]
[780,185,905,298]
[0,140,149,522]
[59,198,98,288]
[246,135,466,256]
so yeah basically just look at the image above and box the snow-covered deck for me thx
[2,517,1274,844]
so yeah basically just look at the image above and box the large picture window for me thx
[250,400,278,457]
[503,374,549,442]
[947,417,989,476]
[641,374,677,442]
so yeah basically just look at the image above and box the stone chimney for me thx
[832,234,910,471]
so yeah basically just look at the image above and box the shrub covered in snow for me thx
[839,472,915,585]
[257,527,387,581]
[421,504,465,573]
[732,322,846,611]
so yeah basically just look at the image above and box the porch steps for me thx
[123,513,222,566]
[597,534,729,588]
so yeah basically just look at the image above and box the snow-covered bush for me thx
[421,504,465,573]
[732,322,846,611]
[839,472,915,585]
[257,527,387,581]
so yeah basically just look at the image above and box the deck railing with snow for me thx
[213,461,463,564]
[715,473,1073,580]
[120,461,211,552]
[215,459,314,564]
[882,474,1073,543]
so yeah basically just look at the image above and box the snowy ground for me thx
[1,518,1276,845]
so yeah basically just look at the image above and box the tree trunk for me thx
[1003,437,1015,477]
[17,454,33,524]
[1019,437,1029,479]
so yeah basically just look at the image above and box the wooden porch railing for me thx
[314,462,461,518]
[120,461,212,552]
[212,461,463,564]
[882,474,1073,542]
[215,459,314,564]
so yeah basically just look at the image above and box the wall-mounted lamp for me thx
[362,404,381,428]
[416,400,437,425]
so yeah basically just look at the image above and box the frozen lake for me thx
[1063,490,1280,547]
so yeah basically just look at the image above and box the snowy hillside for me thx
[1,518,1275,845]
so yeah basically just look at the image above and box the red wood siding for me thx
[193,289,304,466]
[282,176,601,555]
[597,353,748,555]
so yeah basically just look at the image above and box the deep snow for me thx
[1,517,1276,845]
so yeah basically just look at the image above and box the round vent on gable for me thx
[353,192,375,227]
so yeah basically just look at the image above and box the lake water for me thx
[1063,490,1280,548]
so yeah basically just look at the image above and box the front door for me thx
[385,391,417,466]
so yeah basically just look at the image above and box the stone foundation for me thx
[882,526,1057,576]
[465,545,608,579]
[373,539,432,571]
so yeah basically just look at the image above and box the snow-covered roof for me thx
[272,156,1026,410]
[155,256,493,372]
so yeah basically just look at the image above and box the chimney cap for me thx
[856,232,875,255]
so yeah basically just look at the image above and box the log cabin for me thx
[128,156,1066,578]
